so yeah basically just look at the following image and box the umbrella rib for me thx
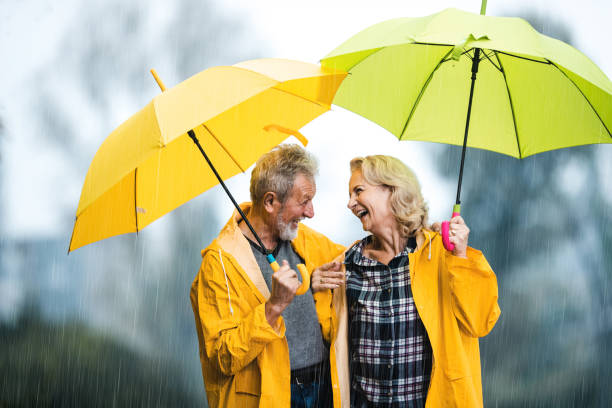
[271,85,329,109]
[399,48,453,139]
[494,51,523,158]
[327,47,385,71]
[232,64,340,110]
[547,60,612,139]
[482,50,502,72]
[201,124,246,173]
[67,219,77,254]
[331,43,450,74]
[412,42,462,48]
[495,51,550,65]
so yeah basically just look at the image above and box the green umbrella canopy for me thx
[321,8,612,158]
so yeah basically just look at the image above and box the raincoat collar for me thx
[343,229,435,265]
[202,202,314,302]
[415,228,435,260]
[205,202,272,301]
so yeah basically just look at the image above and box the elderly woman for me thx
[312,155,500,408]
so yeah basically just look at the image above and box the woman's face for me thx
[347,169,394,235]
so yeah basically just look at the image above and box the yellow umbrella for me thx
[69,58,346,291]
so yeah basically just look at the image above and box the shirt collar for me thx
[345,235,417,267]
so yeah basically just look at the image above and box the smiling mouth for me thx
[356,209,368,219]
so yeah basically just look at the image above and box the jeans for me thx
[290,362,332,408]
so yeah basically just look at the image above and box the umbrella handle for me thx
[441,205,461,251]
[295,265,311,295]
[268,257,311,295]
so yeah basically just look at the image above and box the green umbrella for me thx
[321,4,612,250]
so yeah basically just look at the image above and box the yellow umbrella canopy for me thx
[69,58,346,252]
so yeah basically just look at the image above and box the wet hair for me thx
[250,144,318,207]
[350,155,428,237]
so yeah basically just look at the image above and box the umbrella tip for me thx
[150,69,167,92]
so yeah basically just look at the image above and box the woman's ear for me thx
[262,192,278,213]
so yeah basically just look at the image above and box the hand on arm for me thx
[310,261,344,293]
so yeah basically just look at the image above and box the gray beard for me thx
[277,213,300,241]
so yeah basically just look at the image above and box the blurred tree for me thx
[0,115,4,296]
[7,0,263,405]
[28,0,262,230]
[0,302,199,407]
[0,115,4,227]
[433,10,612,407]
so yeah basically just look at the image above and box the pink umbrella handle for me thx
[441,206,461,251]
[441,221,454,251]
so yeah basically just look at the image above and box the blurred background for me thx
[1,0,611,406]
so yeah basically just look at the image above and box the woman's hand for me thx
[449,216,469,258]
[310,261,344,293]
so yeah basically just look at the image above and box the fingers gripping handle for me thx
[441,205,461,251]
[268,255,311,295]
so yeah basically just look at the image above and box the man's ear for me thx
[262,192,278,213]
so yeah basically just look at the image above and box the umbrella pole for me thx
[149,70,267,249]
[442,48,482,251]
[186,129,270,255]
[455,47,482,206]
[187,129,312,294]
[149,70,308,291]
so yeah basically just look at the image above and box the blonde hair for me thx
[350,155,428,237]
[250,144,318,207]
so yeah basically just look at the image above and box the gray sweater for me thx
[248,238,327,370]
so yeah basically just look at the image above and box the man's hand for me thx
[265,260,300,327]
[449,215,469,258]
[311,261,344,293]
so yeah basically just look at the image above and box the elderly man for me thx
[190,144,348,408]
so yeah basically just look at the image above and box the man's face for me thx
[275,173,316,241]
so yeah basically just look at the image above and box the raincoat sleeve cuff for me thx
[446,246,484,267]
[446,247,501,337]
[256,303,286,337]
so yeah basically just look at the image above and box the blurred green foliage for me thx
[437,143,611,407]
[0,305,200,407]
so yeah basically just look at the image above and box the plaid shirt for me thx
[345,235,432,407]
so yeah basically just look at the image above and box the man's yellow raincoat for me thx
[319,229,500,407]
[190,203,347,408]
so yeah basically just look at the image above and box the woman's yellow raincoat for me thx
[320,228,500,407]
[190,203,348,408]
